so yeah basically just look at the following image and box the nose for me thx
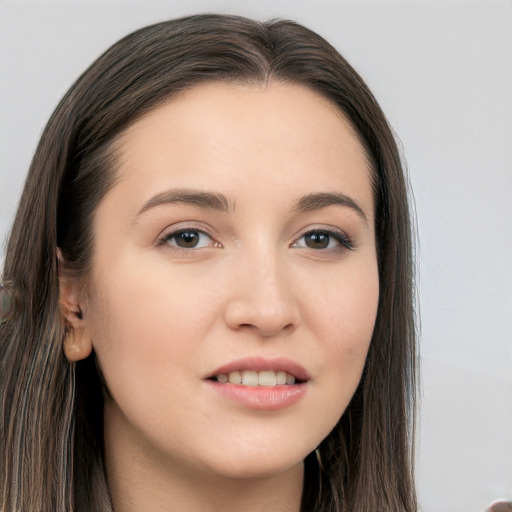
[223,252,300,337]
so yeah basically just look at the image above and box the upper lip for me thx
[207,356,311,382]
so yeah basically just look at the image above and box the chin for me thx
[210,459,304,482]
[197,442,310,482]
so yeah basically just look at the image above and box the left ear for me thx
[57,248,93,361]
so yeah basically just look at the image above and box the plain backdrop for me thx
[1,1,511,511]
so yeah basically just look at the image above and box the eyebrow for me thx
[138,188,232,215]
[137,188,368,223]
[294,192,368,223]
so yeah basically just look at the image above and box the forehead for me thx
[116,80,369,162]
[110,81,374,219]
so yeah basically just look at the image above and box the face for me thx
[77,82,379,482]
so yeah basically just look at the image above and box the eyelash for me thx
[157,227,353,252]
[157,228,218,250]
[291,228,354,251]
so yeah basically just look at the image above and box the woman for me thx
[0,14,417,512]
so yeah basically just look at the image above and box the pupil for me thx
[177,231,199,248]
[306,232,329,249]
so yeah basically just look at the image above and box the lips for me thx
[205,357,310,410]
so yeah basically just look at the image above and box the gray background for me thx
[1,1,511,510]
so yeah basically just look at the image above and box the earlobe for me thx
[63,326,93,361]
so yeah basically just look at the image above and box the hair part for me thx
[1,14,417,512]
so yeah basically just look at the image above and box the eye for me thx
[292,229,353,250]
[159,229,216,249]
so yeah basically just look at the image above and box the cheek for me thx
[316,261,379,345]
[308,260,379,399]
[83,268,211,398]
[299,275,378,446]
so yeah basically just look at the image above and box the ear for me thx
[57,248,93,361]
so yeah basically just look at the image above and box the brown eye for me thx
[291,229,353,251]
[175,230,200,248]
[161,229,213,249]
[304,232,331,249]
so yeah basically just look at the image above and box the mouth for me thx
[205,357,309,410]
[208,370,304,387]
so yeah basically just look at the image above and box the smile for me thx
[214,370,298,386]
[206,357,310,410]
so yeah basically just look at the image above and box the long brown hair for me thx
[1,14,417,511]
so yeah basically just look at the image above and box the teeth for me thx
[228,371,242,384]
[286,374,296,385]
[241,370,258,386]
[216,370,299,386]
[258,370,276,386]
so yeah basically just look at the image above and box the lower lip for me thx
[205,381,308,410]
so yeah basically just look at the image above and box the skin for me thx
[60,81,379,512]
